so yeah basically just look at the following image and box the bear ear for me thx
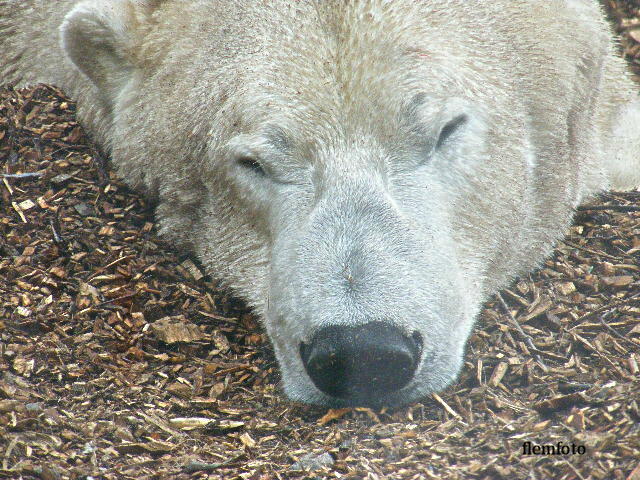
[60,0,141,101]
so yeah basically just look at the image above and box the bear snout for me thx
[299,322,423,404]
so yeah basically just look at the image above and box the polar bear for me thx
[1,0,638,407]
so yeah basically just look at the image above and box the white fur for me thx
[605,98,640,190]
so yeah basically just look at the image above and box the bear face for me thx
[55,0,638,407]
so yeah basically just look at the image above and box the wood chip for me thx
[168,417,214,430]
[18,199,35,211]
[488,362,509,387]
[115,441,175,455]
[318,408,351,426]
[601,276,634,287]
[149,316,204,343]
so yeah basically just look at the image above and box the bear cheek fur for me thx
[107,66,273,312]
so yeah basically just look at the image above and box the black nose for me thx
[300,322,422,401]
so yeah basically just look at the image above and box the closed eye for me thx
[236,156,267,177]
[436,114,468,149]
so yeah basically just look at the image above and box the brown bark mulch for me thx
[1,3,639,479]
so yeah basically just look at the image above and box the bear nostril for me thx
[300,322,422,401]
[412,330,423,353]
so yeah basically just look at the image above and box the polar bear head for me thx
[61,0,590,407]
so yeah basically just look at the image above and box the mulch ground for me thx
[1,2,640,479]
